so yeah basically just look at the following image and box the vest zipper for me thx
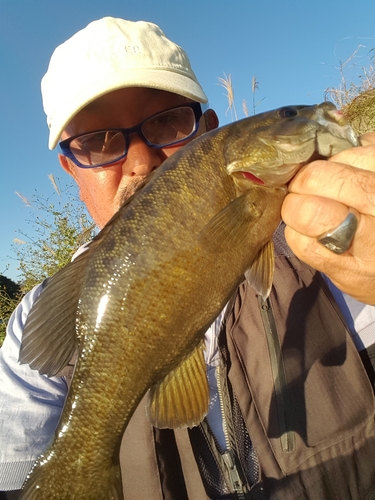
[216,364,231,451]
[216,364,249,499]
[222,449,247,499]
[258,295,295,453]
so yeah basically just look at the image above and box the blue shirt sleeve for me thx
[0,283,68,490]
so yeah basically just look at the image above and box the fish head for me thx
[224,102,358,191]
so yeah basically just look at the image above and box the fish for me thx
[18,102,357,499]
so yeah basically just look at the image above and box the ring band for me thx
[317,212,358,254]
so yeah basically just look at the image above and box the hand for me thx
[281,132,375,305]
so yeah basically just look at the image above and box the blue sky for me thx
[1,0,374,282]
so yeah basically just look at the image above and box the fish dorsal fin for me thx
[199,191,262,252]
[148,342,209,429]
[245,239,275,299]
[19,248,91,376]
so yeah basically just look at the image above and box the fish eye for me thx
[278,107,298,118]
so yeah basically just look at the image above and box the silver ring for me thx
[317,212,358,254]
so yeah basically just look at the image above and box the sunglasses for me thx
[59,102,203,168]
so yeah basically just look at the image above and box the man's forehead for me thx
[82,87,188,113]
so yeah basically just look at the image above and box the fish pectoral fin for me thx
[245,239,275,299]
[19,248,90,377]
[148,342,209,429]
[199,191,262,252]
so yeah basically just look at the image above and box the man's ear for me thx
[204,109,219,131]
[58,154,78,180]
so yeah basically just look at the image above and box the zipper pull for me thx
[222,449,247,497]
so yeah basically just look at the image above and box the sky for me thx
[1,0,374,282]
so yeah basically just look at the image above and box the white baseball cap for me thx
[41,17,208,150]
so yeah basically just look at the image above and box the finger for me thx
[284,224,375,304]
[282,193,350,237]
[330,144,375,172]
[282,194,375,258]
[288,160,375,217]
[358,132,375,147]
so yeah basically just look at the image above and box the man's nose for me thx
[123,135,164,176]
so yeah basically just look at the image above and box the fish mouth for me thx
[235,151,328,189]
[240,171,265,185]
[232,166,299,189]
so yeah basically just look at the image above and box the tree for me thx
[0,276,22,346]
[0,175,96,347]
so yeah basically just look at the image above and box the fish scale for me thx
[18,102,357,499]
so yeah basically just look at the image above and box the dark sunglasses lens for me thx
[69,131,126,167]
[142,107,197,146]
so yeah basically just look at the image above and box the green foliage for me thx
[13,197,95,292]
[0,276,22,346]
[0,175,96,347]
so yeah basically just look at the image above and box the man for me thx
[0,17,374,499]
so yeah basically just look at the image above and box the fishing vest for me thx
[118,250,375,500]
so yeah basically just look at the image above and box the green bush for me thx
[0,176,95,348]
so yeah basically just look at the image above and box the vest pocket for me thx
[258,295,295,453]
[227,273,375,476]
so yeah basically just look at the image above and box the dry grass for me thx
[218,73,238,121]
[343,88,375,135]
[324,46,375,134]
[218,73,265,120]
[219,47,375,135]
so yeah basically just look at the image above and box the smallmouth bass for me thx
[19,102,357,499]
